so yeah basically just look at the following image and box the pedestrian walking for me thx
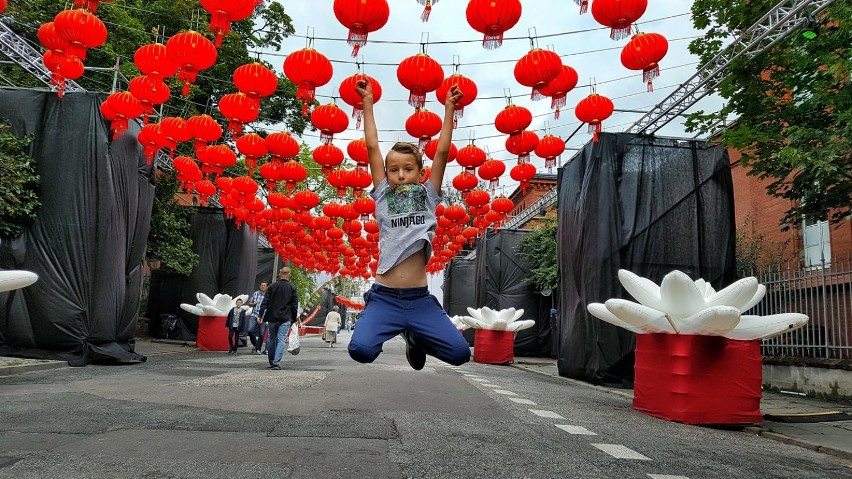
[246,281,268,354]
[225,299,246,354]
[257,267,299,370]
[324,306,341,348]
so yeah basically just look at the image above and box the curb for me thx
[512,363,852,462]
[0,359,66,377]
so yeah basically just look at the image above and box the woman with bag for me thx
[324,306,341,348]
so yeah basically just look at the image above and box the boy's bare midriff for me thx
[375,249,428,289]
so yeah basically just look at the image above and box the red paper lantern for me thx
[465,0,522,49]
[100,91,143,140]
[166,31,218,96]
[327,170,349,196]
[279,161,308,193]
[465,189,490,208]
[203,144,238,176]
[456,143,487,173]
[347,138,369,169]
[491,196,514,214]
[477,159,506,190]
[42,50,83,98]
[621,32,669,92]
[514,48,562,100]
[339,73,382,128]
[333,0,390,57]
[265,132,300,161]
[311,103,350,144]
[218,92,260,137]
[313,143,345,175]
[128,75,170,123]
[452,171,478,195]
[137,123,166,163]
[538,65,578,119]
[348,168,373,197]
[353,196,376,220]
[534,134,565,170]
[233,62,279,102]
[259,161,285,190]
[283,48,333,116]
[510,162,536,194]
[505,130,540,164]
[159,116,192,155]
[134,43,179,81]
[186,114,223,151]
[435,73,478,127]
[591,0,648,40]
[293,189,320,210]
[53,8,107,61]
[494,104,532,136]
[444,204,467,223]
[424,139,457,163]
[236,132,267,173]
[200,0,256,47]
[405,109,442,150]
[194,179,217,206]
[72,0,110,13]
[575,93,614,142]
[396,53,444,109]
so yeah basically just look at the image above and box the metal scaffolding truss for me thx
[626,0,836,135]
[0,20,85,93]
[502,188,558,230]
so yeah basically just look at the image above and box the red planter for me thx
[196,315,230,351]
[473,329,515,365]
[633,333,763,425]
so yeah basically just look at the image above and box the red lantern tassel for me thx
[578,0,589,14]
[482,31,504,50]
[418,137,429,151]
[348,27,367,57]
[421,2,432,22]
[489,179,499,191]
[517,154,530,164]
[643,65,660,92]
[408,91,426,109]
[588,122,602,142]
[352,107,363,129]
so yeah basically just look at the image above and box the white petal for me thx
[724,313,809,340]
[705,277,759,311]
[660,270,707,318]
[480,307,497,325]
[215,295,233,312]
[0,270,38,292]
[466,307,483,322]
[605,299,676,334]
[739,284,767,314]
[618,270,665,310]
[675,306,741,336]
[460,315,483,329]
[180,303,204,316]
[490,319,508,330]
[507,309,525,323]
[197,293,215,306]
[506,320,536,332]
[201,305,225,316]
[587,303,644,333]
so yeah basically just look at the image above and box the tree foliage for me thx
[686,1,851,226]
[0,122,39,238]
[147,174,198,275]
[515,220,558,294]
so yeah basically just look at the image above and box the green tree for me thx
[685,1,851,227]
[0,122,39,238]
[147,174,198,275]
[515,220,558,294]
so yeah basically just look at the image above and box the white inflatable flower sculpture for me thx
[450,315,471,331]
[587,269,808,340]
[0,270,38,293]
[460,307,536,332]
[180,293,250,317]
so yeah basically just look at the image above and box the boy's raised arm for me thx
[431,85,463,193]
[356,79,385,188]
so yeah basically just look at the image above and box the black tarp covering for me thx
[557,133,735,384]
[146,209,259,337]
[443,257,477,318]
[0,90,152,365]
[474,229,552,357]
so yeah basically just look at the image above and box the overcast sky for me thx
[259,0,721,195]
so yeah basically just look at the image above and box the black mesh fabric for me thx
[0,90,152,365]
[557,133,735,384]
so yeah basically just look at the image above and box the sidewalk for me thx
[512,356,852,461]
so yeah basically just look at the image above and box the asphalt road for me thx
[0,333,849,479]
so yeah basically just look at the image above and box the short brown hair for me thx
[388,142,423,169]
[279,267,291,277]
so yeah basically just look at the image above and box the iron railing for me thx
[752,257,852,359]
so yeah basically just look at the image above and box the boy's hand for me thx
[445,85,463,107]
[355,79,374,101]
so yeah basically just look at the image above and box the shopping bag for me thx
[287,325,301,355]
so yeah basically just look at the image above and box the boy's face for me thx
[385,151,424,187]
[235,299,243,307]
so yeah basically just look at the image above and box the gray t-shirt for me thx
[371,179,441,274]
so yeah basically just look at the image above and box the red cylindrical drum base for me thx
[196,315,230,351]
[473,329,515,365]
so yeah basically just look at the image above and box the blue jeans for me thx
[266,321,291,367]
[256,322,268,350]
[348,284,470,366]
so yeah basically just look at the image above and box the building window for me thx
[802,217,831,267]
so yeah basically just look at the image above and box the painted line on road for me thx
[591,444,650,460]
[480,383,500,387]
[648,475,689,479]
[463,374,481,378]
[470,378,488,382]
[529,409,565,419]
[555,424,597,435]
[508,398,537,405]
[493,390,518,396]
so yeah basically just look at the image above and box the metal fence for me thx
[752,257,852,359]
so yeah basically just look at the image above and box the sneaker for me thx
[271,365,280,370]
[402,332,426,371]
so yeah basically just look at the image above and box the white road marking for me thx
[508,398,537,405]
[493,390,518,396]
[480,383,500,387]
[591,444,650,460]
[470,378,488,382]
[529,409,565,419]
[648,475,689,479]
[555,424,597,435]
[463,374,480,378]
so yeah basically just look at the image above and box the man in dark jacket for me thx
[258,267,299,370]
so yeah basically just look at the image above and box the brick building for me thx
[506,173,558,230]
